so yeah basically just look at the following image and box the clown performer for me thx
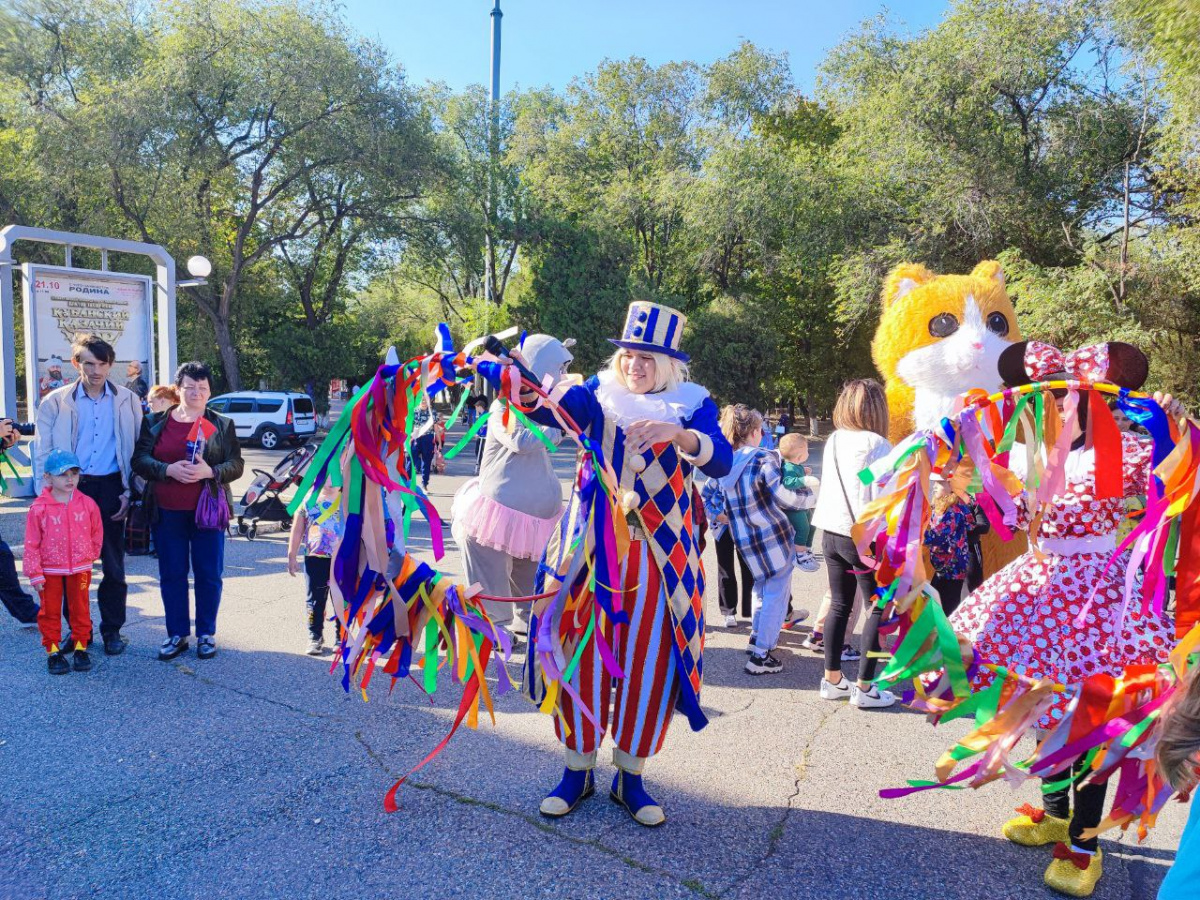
[475,302,732,827]
[451,335,574,639]
[948,341,1184,897]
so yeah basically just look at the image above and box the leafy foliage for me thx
[2,0,1198,412]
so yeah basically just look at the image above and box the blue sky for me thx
[340,0,952,93]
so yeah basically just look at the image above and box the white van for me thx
[207,391,317,449]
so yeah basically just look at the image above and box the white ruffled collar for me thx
[594,370,710,429]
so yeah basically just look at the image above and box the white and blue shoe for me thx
[539,767,595,818]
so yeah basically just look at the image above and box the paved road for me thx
[0,428,1186,900]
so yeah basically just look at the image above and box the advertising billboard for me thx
[22,264,154,406]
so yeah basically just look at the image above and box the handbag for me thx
[195,480,231,531]
[830,432,863,537]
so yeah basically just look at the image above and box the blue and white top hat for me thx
[609,301,689,363]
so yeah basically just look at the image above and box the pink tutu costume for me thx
[451,335,573,629]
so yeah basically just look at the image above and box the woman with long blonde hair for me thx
[475,302,732,827]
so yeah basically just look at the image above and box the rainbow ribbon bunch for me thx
[286,328,629,810]
[851,380,1200,838]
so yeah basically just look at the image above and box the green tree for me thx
[512,217,631,375]
[1,0,432,390]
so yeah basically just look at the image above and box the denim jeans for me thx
[154,508,225,638]
[412,434,435,486]
[750,567,794,653]
[822,531,884,682]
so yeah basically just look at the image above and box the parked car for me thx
[207,391,316,449]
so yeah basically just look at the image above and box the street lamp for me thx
[178,254,212,288]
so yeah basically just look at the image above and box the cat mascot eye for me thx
[986,312,1009,336]
[928,312,959,337]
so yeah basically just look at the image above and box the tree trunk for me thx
[211,316,241,391]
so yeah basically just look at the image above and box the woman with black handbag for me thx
[810,379,896,709]
[132,362,243,661]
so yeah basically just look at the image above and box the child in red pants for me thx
[24,449,104,674]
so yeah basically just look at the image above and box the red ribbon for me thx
[382,640,493,813]
[1015,802,1045,823]
[1177,499,1200,639]
[1052,842,1092,870]
[1088,391,1123,500]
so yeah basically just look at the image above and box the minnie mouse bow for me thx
[1000,341,1149,389]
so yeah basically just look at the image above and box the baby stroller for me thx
[235,441,318,539]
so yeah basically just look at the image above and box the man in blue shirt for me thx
[35,334,143,655]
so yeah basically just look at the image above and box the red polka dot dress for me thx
[949,432,1175,727]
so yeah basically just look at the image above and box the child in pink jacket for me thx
[25,449,104,674]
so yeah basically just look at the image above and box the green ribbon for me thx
[1163,519,1180,578]
[423,617,438,694]
[996,394,1029,455]
[563,614,596,683]
[443,412,491,460]
[286,381,373,515]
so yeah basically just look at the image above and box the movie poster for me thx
[23,266,154,404]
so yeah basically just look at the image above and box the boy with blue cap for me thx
[25,448,104,674]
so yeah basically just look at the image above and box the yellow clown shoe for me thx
[1002,804,1071,847]
[1044,844,1102,897]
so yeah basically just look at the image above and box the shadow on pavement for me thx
[0,614,1176,900]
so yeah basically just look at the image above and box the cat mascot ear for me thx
[881,263,936,308]
[969,259,1006,288]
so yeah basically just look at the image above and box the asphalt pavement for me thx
[0,428,1187,900]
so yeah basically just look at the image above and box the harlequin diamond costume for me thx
[854,340,1196,899]
[477,302,732,826]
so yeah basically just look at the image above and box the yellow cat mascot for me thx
[872,259,1021,442]
[871,260,1025,573]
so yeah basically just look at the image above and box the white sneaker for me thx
[783,608,810,629]
[723,614,738,628]
[819,676,852,700]
[795,551,821,573]
[850,684,897,709]
[306,637,324,656]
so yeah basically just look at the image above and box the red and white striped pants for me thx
[554,540,680,767]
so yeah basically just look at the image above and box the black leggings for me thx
[1042,758,1108,853]
[304,555,333,641]
[715,528,753,617]
[821,531,884,682]
[931,576,965,616]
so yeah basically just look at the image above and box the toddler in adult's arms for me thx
[778,432,821,573]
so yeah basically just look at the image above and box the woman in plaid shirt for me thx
[715,405,817,675]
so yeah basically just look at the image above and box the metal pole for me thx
[485,0,502,308]
[490,0,502,106]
